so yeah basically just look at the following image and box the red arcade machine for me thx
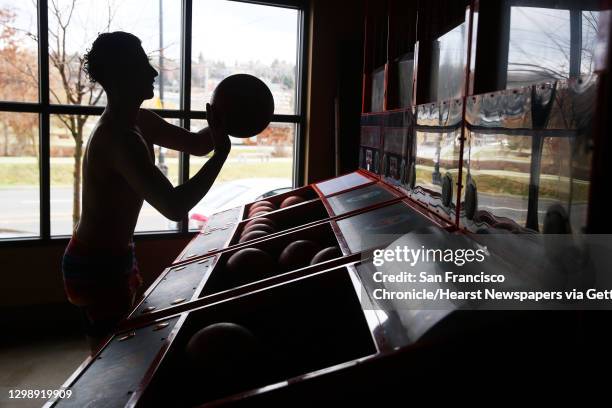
[48,0,612,406]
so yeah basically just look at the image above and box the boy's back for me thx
[76,118,153,251]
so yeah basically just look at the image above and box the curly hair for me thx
[83,31,142,88]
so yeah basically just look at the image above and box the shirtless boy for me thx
[61,31,231,351]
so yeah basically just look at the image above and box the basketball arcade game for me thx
[48,1,612,406]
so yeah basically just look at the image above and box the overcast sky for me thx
[1,1,600,75]
[1,0,299,65]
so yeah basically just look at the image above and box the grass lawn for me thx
[0,162,52,186]
[0,159,293,187]
[415,166,589,201]
[185,161,292,183]
[1,159,586,201]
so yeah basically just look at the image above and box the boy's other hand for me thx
[206,103,231,156]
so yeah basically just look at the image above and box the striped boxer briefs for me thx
[61,236,143,339]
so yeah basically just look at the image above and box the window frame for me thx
[0,0,308,244]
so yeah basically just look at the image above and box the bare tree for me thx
[2,1,114,227]
[508,9,600,85]
[45,0,113,227]
[0,8,39,159]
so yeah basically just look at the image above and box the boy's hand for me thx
[206,103,231,155]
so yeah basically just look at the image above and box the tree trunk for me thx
[29,129,39,168]
[3,122,9,156]
[72,135,83,229]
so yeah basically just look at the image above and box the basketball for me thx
[278,240,321,271]
[185,322,260,395]
[243,217,277,231]
[238,230,269,243]
[210,74,275,137]
[226,248,277,284]
[241,224,275,237]
[248,204,275,217]
[280,196,306,209]
[250,200,276,211]
[310,246,341,265]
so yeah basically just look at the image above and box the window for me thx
[191,0,298,114]
[0,1,38,239]
[0,0,305,241]
[188,119,295,230]
[0,1,38,102]
[189,1,300,230]
[430,22,467,102]
[0,112,39,238]
[507,6,601,88]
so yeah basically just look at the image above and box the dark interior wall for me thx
[0,236,190,339]
[0,236,191,307]
[304,0,364,183]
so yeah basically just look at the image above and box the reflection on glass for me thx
[188,120,294,230]
[359,125,381,173]
[581,11,600,75]
[414,131,460,197]
[507,7,600,88]
[397,55,414,108]
[0,1,38,101]
[466,132,586,231]
[191,0,299,114]
[50,114,180,236]
[370,66,385,112]
[465,130,531,226]
[430,22,466,102]
[0,113,39,238]
[47,0,180,108]
[382,126,408,184]
[328,184,397,216]
[464,77,596,232]
[413,99,463,218]
[539,137,588,233]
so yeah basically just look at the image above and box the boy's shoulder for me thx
[92,120,146,149]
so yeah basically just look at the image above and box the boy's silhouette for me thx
[61,31,231,351]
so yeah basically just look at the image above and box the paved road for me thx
[0,184,589,239]
[0,178,291,238]
[477,192,588,231]
[0,186,174,238]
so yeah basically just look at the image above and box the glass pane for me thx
[581,11,601,76]
[191,0,299,114]
[430,22,466,102]
[370,67,385,112]
[538,136,573,231]
[397,55,414,108]
[0,1,38,102]
[188,120,294,230]
[507,7,601,88]
[47,0,181,108]
[51,114,180,236]
[508,7,570,87]
[0,112,39,238]
[466,130,531,226]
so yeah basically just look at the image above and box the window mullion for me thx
[38,0,51,239]
[179,0,193,233]
[295,6,309,187]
